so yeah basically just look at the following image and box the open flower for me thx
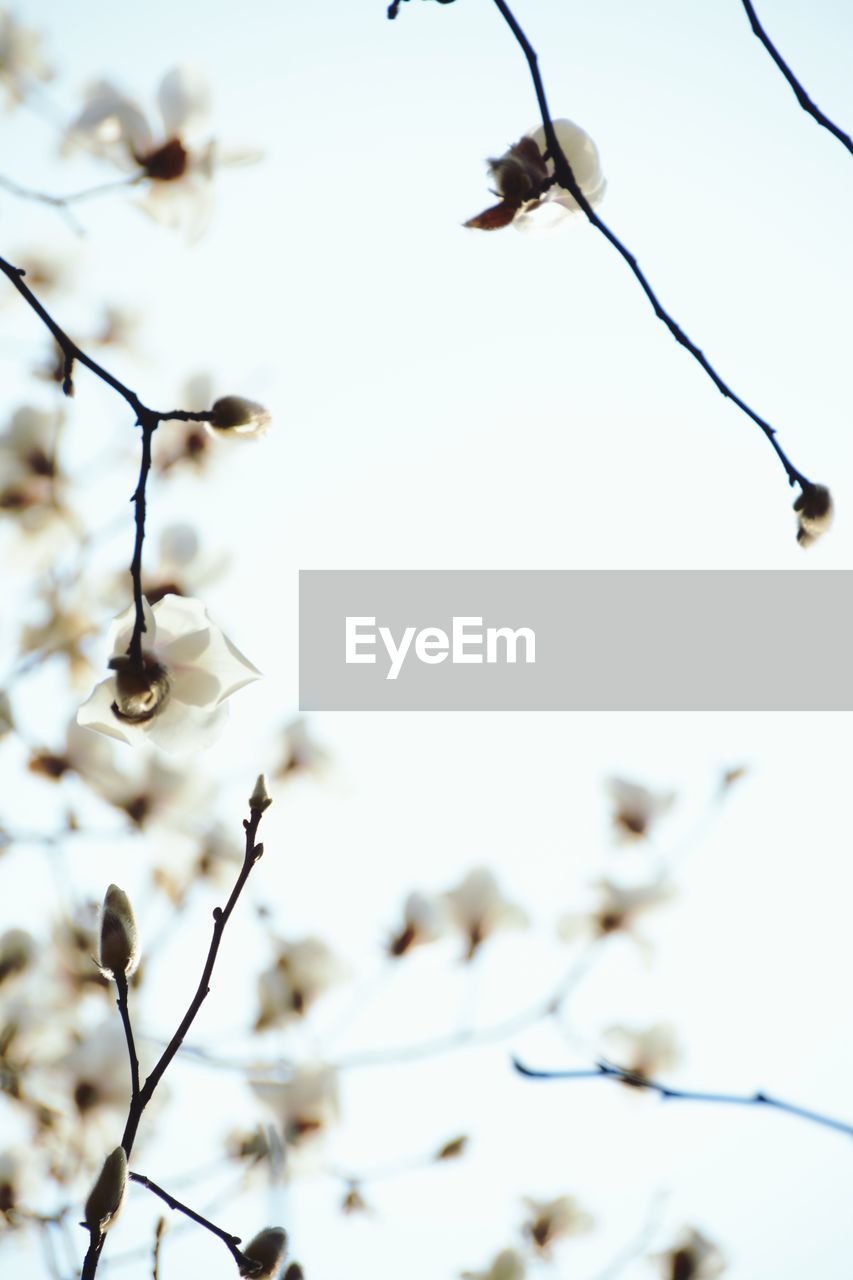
[653,1228,726,1280]
[77,594,260,753]
[466,118,605,232]
[255,937,344,1030]
[522,1195,593,1254]
[606,776,675,841]
[253,1064,340,1150]
[558,875,675,949]
[387,889,448,957]
[444,868,528,961]
[0,11,53,107]
[603,1021,680,1084]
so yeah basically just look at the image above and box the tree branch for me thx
[487,0,815,493]
[740,0,853,155]
[128,1173,262,1276]
[513,1056,853,1139]
[114,971,141,1101]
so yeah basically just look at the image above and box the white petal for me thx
[170,664,221,707]
[76,678,133,745]
[150,594,209,646]
[157,66,210,137]
[70,80,153,154]
[145,700,227,754]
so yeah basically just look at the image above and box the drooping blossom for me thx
[606,776,675,841]
[462,1248,527,1280]
[387,889,448,957]
[603,1021,680,1083]
[0,10,53,107]
[274,717,329,781]
[77,594,260,753]
[252,1064,340,1150]
[0,406,70,542]
[652,1228,726,1280]
[444,868,528,961]
[522,1194,593,1254]
[558,875,676,949]
[255,937,344,1031]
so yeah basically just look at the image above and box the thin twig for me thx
[740,0,853,155]
[128,1174,261,1276]
[513,1056,853,1139]
[114,971,141,1101]
[79,793,269,1280]
[152,1217,166,1280]
[485,0,815,493]
[0,171,146,209]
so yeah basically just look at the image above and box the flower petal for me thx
[76,677,133,746]
[170,664,222,707]
[145,700,227,754]
[150,594,208,646]
[157,66,210,137]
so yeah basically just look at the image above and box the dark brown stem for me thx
[487,0,813,492]
[114,971,141,1101]
[128,1173,261,1276]
[740,0,853,155]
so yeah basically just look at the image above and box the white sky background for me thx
[1,1,852,1278]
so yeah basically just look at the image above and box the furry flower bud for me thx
[239,1227,288,1278]
[249,773,272,814]
[208,396,271,439]
[794,483,833,548]
[83,1147,127,1233]
[99,885,139,978]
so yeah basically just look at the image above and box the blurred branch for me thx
[513,1056,853,1139]
[0,254,213,665]
[486,0,816,494]
[80,790,270,1280]
[128,1173,261,1277]
[0,172,146,234]
[740,0,853,155]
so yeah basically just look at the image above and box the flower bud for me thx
[794,483,833,548]
[208,396,271,439]
[99,885,139,978]
[83,1146,127,1233]
[239,1226,288,1278]
[249,774,272,814]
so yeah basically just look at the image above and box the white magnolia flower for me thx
[0,406,61,520]
[462,1248,527,1280]
[77,594,260,753]
[522,1194,593,1253]
[444,868,528,961]
[388,889,448,957]
[514,118,606,230]
[0,928,35,986]
[255,937,344,1030]
[653,1228,726,1280]
[603,1021,680,1082]
[0,10,52,107]
[606,776,675,841]
[64,66,257,237]
[253,1064,340,1149]
[558,875,676,948]
[274,716,329,781]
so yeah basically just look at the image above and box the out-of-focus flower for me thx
[558,876,675,948]
[19,582,99,688]
[0,406,65,533]
[77,594,260,753]
[0,928,35,985]
[653,1228,726,1280]
[253,1064,340,1149]
[444,868,528,961]
[255,938,343,1031]
[207,395,271,441]
[239,1227,288,1279]
[462,1249,527,1280]
[794,483,833,548]
[341,1183,370,1215]
[603,1022,680,1083]
[98,885,138,979]
[63,1021,134,1120]
[155,373,217,473]
[92,304,141,349]
[0,690,13,737]
[274,717,329,781]
[387,889,448,957]
[606,776,675,841]
[6,250,70,296]
[83,1146,127,1233]
[0,10,53,107]
[152,822,242,906]
[64,66,258,238]
[522,1195,593,1254]
[466,118,605,232]
[0,1148,36,1221]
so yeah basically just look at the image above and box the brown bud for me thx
[83,1147,127,1233]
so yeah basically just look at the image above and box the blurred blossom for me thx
[462,1249,527,1280]
[155,374,216,472]
[52,899,112,996]
[255,937,344,1031]
[62,1021,133,1120]
[558,875,676,948]
[152,822,241,906]
[77,594,260,753]
[105,522,229,612]
[522,1194,593,1253]
[0,928,34,986]
[0,406,74,548]
[0,1148,37,1222]
[653,1228,726,1279]
[794,483,833,548]
[606,776,675,841]
[252,1064,340,1150]
[0,10,53,106]
[7,249,71,296]
[29,718,123,790]
[64,66,259,238]
[274,717,329,781]
[444,867,528,961]
[92,303,141,349]
[0,690,13,737]
[387,889,448,957]
[603,1021,680,1083]
[19,582,98,688]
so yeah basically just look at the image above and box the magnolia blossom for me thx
[252,1064,340,1149]
[558,875,676,948]
[606,776,675,841]
[603,1021,680,1082]
[522,1195,593,1253]
[63,1022,137,1120]
[653,1228,726,1280]
[206,395,271,441]
[77,594,260,753]
[388,889,448,957]
[0,406,66,535]
[64,66,255,237]
[794,483,833,548]
[444,868,528,961]
[462,1249,527,1280]
[0,928,34,986]
[0,10,53,107]
[255,937,343,1030]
